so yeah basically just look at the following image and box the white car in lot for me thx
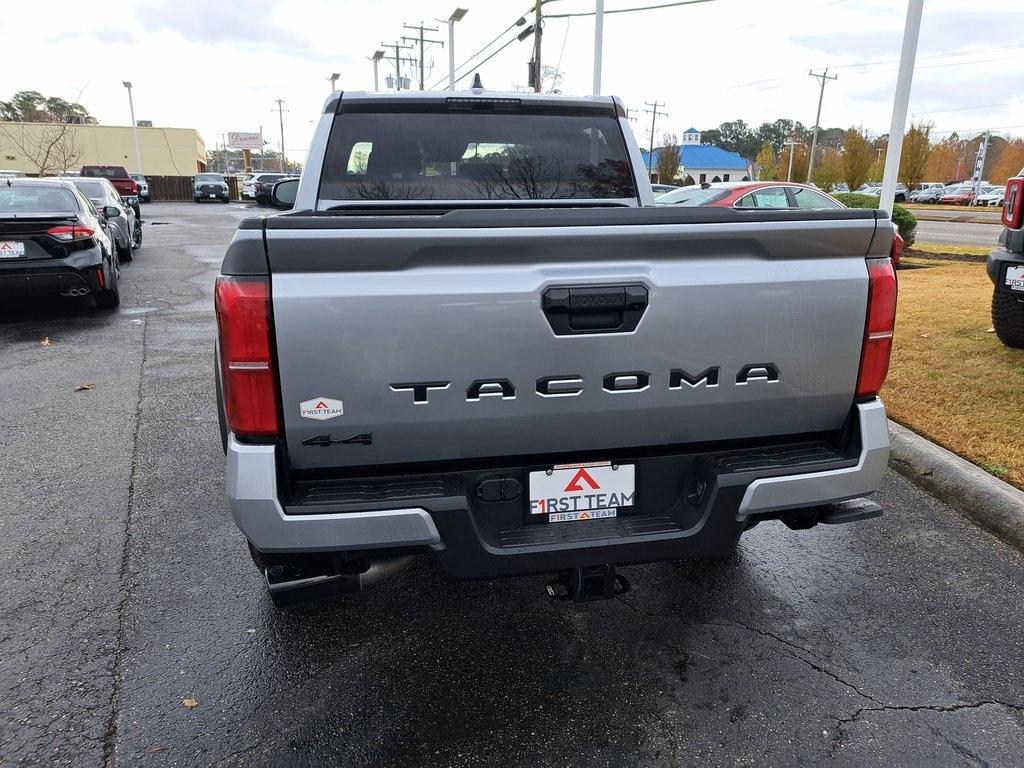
[242,173,287,200]
[974,185,1005,206]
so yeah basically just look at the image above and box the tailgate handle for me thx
[542,284,648,335]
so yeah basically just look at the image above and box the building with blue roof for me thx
[641,129,752,185]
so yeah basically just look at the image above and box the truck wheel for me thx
[992,290,1024,348]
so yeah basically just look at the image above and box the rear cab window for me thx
[319,101,638,204]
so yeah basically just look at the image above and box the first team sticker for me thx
[299,397,344,420]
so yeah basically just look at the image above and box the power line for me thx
[449,35,522,88]
[429,9,534,89]
[545,0,713,18]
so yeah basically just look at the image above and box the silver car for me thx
[73,178,141,261]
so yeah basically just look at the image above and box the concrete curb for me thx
[888,420,1024,552]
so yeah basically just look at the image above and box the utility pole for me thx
[593,0,605,95]
[272,99,288,173]
[641,101,669,179]
[783,138,801,182]
[879,0,924,212]
[532,0,543,92]
[403,22,444,90]
[806,68,837,183]
[381,41,415,91]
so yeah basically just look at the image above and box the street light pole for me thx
[783,138,800,182]
[879,0,924,213]
[122,81,142,175]
[328,72,340,92]
[371,50,385,92]
[593,0,605,95]
[440,8,468,90]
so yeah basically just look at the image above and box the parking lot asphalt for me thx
[914,218,1002,247]
[2,203,1024,768]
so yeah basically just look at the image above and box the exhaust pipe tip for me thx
[265,554,416,609]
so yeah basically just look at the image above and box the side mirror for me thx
[104,205,122,218]
[271,178,299,209]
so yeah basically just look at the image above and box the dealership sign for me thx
[227,132,263,150]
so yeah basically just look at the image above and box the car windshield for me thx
[196,175,225,183]
[655,186,731,206]
[320,107,637,201]
[0,185,78,213]
[74,181,108,200]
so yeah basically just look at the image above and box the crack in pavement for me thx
[830,700,1024,758]
[101,314,150,768]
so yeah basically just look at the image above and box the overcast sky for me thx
[8,0,1024,161]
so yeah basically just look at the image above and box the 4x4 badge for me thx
[299,397,344,420]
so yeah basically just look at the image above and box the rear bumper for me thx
[227,400,889,577]
[988,247,1024,289]
[0,250,106,298]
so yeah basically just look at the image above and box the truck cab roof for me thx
[324,89,626,117]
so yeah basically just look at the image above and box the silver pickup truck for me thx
[215,89,898,607]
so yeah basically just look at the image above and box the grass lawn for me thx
[885,256,1024,489]
[911,243,991,257]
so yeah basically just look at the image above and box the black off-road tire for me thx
[992,290,1024,348]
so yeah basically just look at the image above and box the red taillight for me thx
[215,277,280,439]
[891,230,904,267]
[1003,178,1024,228]
[856,260,898,399]
[47,225,96,242]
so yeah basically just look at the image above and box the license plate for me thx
[528,462,635,523]
[209,193,217,198]
[0,241,25,258]
[1006,265,1024,292]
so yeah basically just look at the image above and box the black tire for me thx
[133,224,142,249]
[221,197,230,203]
[194,196,201,203]
[116,239,133,263]
[992,290,1024,348]
[95,262,120,309]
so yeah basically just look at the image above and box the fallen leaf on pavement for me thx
[182,697,198,709]
[144,746,168,754]
[74,383,95,392]
[41,337,51,347]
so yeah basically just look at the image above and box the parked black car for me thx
[255,175,296,205]
[194,173,230,203]
[0,178,121,308]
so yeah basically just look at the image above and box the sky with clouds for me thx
[8,0,1024,162]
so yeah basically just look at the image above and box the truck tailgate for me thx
[266,210,885,470]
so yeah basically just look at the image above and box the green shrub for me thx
[833,192,917,247]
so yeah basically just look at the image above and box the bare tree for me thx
[0,121,81,175]
[656,134,680,183]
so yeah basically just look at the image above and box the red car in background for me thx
[657,181,903,266]
[938,187,975,205]
[655,181,845,210]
